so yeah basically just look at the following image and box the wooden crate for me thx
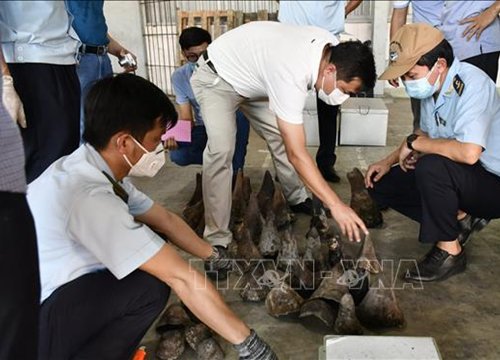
[176,10,278,65]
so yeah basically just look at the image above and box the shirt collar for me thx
[84,143,118,182]
[310,39,336,90]
[435,58,461,108]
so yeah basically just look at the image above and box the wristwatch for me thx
[406,134,419,151]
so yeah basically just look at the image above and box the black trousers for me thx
[463,51,500,83]
[315,95,339,169]
[39,270,170,360]
[8,63,80,183]
[0,192,40,360]
[368,155,500,244]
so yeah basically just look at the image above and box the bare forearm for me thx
[107,34,124,58]
[178,103,194,121]
[490,0,500,15]
[390,8,408,39]
[161,211,212,258]
[345,0,363,16]
[136,204,212,259]
[173,269,249,343]
[0,49,10,76]
[381,145,402,167]
[288,149,343,209]
[141,246,250,344]
[412,137,482,165]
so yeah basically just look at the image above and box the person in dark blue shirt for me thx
[67,0,137,139]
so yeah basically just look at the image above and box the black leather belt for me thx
[202,51,217,74]
[79,44,108,55]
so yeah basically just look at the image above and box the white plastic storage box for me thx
[339,97,388,146]
[303,90,320,146]
[319,335,442,360]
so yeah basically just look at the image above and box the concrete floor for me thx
[134,97,500,360]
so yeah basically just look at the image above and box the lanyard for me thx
[101,171,129,204]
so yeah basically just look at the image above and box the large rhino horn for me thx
[272,184,292,229]
[265,283,304,317]
[257,170,275,218]
[234,222,262,264]
[186,172,203,208]
[356,287,405,328]
[299,298,337,328]
[230,169,246,229]
[347,167,383,228]
[183,200,204,230]
[333,293,364,335]
[357,233,382,274]
[258,210,281,258]
[243,193,263,243]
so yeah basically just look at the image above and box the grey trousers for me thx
[191,61,308,246]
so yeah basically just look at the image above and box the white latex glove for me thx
[2,75,27,128]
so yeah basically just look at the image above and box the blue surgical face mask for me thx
[188,61,197,72]
[403,62,441,99]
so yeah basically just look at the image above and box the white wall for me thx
[104,0,147,78]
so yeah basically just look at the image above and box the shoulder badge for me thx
[453,75,465,96]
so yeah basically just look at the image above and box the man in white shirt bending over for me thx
[191,21,376,251]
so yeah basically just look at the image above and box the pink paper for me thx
[161,120,192,143]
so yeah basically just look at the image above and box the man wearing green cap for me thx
[365,23,500,282]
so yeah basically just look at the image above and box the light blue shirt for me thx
[28,144,164,302]
[441,1,500,60]
[392,1,444,27]
[171,63,204,125]
[278,1,345,36]
[0,1,80,64]
[420,59,500,177]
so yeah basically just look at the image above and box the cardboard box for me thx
[319,336,442,360]
[339,97,388,146]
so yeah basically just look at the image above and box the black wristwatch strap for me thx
[406,134,419,151]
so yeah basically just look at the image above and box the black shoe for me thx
[318,166,340,183]
[290,198,313,215]
[404,245,466,282]
[458,215,490,247]
[204,245,231,280]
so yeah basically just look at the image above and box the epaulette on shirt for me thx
[453,74,465,96]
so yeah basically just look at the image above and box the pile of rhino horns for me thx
[181,169,404,338]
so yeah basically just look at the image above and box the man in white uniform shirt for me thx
[366,24,500,282]
[28,74,276,360]
[191,21,376,249]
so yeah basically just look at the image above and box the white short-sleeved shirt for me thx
[420,59,500,176]
[207,21,339,124]
[392,1,444,27]
[278,1,345,36]
[28,144,165,302]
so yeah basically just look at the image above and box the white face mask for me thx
[317,72,350,106]
[123,137,165,177]
[403,62,441,100]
